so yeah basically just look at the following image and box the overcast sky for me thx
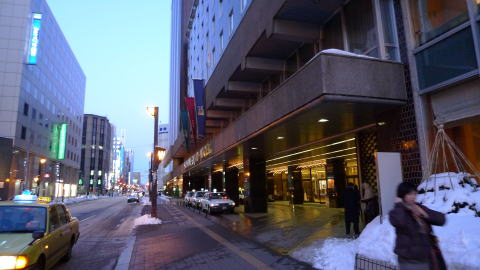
[46,0,172,183]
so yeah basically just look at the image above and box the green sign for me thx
[50,122,68,160]
[79,179,83,185]
[97,179,102,185]
[57,123,67,160]
[89,179,93,185]
[50,124,60,159]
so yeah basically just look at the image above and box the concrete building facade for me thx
[0,0,86,199]
[79,114,112,195]
[164,0,423,213]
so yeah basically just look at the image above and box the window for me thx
[229,9,234,35]
[220,30,224,50]
[48,207,60,232]
[415,27,477,90]
[23,103,29,116]
[380,0,400,61]
[56,205,68,225]
[409,0,468,45]
[21,126,26,140]
[32,108,36,120]
[344,0,378,57]
[322,13,344,50]
[241,0,248,12]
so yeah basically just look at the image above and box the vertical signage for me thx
[193,79,206,139]
[28,13,43,64]
[57,123,68,160]
[50,124,60,159]
[185,97,197,144]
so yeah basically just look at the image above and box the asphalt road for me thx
[54,196,142,270]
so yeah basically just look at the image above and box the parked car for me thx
[184,191,194,207]
[0,191,80,270]
[191,191,206,209]
[201,192,235,214]
[127,194,140,203]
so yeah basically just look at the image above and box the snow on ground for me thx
[141,196,151,206]
[292,173,480,270]
[321,49,376,59]
[61,195,110,205]
[159,195,171,202]
[134,214,162,227]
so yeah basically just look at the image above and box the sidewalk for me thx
[128,199,314,270]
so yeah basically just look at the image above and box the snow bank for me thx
[62,195,110,205]
[134,214,162,227]
[292,173,480,270]
[321,49,375,59]
[417,172,480,215]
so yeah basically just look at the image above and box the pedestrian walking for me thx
[344,182,361,237]
[389,182,447,270]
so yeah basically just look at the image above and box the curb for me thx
[114,234,136,270]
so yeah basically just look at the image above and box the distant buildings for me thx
[0,0,86,200]
[79,114,113,195]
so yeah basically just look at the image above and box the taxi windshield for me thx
[0,206,47,233]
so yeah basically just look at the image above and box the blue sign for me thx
[28,13,42,64]
[193,79,206,139]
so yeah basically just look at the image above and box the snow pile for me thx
[292,173,480,270]
[134,214,162,227]
[417,172,480,216]
[321,49,375,60]
[62,195,109,205]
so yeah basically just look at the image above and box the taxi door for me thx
[55,205,73,248]
[43,206,65,268]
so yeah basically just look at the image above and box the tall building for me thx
[124,149,134,184]
[165,0,423,213]
[79,114,112,195]
[112,132,125,188]
[0,0,86,200]
[400,0,480,174]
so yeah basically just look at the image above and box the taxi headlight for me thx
[210,203,219,207]
[0,255,28,269]
[230,202,235,206]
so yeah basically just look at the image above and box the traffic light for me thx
[153,146,166,170]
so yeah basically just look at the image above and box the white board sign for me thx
[375,152,403,223]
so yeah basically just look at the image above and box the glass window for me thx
[445,121,480,176]
[344,0,379,57]
[0,206,46,232]
[415,27,477,89]
[410,0,469,44]
[380,0,400,61]
[48,207,60,232]
[56,205,68,225]
[322,13,343,50]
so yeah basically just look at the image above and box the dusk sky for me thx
[46,0,172,183]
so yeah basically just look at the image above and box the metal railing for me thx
[355,254,398,270]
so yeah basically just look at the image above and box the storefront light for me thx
[277,136,285,140]
[318,118,329,123]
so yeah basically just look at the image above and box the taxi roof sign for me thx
[14,194,38,201]
[37,197,51,202]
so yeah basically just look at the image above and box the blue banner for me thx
[28,13,42,64]
[193,79,206,138]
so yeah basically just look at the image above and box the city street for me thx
[54,197,141,270]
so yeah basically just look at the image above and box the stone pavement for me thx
[128,201,314,270]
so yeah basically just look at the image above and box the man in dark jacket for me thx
[389,182,446,270]
[344,182,361,236]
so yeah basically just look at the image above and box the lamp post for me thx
[146,106,160,218]
[37,158,46,196]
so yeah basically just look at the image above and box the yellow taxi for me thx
[0,191,80,270]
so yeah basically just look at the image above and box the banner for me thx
[193,79,206,138]
[180,110,191,151]
[185,97,197,145]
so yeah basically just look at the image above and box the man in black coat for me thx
[344,182,361,236]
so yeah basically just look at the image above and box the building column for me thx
[243,156,267,213]
[329,159,346,208]
[225,167,239,203]
[288,166,303,204]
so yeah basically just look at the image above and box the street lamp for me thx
[37,158,47,195]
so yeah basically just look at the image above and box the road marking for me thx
[179,210,273,270]
[80,215,96,222]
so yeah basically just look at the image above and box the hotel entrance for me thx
[266,135,363,207]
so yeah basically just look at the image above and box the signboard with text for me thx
[27,13,42,64]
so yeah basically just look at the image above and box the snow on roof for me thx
[320,49,376,59]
